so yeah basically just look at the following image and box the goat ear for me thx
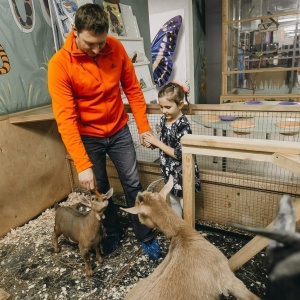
[159,175,174,200]
[79,196,91,207]
[231,223,300,246]
[136,192,144,203]
[121,206,142,215]
[103,188,113,200]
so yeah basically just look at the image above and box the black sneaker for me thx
[101,234,122,256]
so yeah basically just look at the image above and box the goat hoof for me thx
[97,257,103,264]
[54,247,61,253]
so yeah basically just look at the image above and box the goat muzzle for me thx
[93,188,105,202]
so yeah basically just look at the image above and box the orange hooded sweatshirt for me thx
[48,30,151,173]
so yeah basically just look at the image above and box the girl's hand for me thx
[143,132,159,147]
[139,130,154,148]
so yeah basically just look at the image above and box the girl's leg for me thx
[169,194,183,218]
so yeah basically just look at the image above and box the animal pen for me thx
[49,101,300,266]
[1,102,300,299]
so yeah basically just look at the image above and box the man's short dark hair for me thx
[75,3,109,34]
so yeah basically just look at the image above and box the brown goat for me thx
[52,189,112,277]
[122,178,260,300]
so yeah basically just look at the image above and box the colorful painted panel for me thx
[0,0,54,116]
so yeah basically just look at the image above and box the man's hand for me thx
[139,130,154,148]
[78,167,95,190]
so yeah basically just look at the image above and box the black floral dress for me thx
[159,115,201,197]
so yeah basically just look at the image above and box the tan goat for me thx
[52,189,112,277]
[122,178,260,300]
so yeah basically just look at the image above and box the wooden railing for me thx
[181,134,300,270]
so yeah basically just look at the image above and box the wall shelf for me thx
[133,61,150,66]
[116,36,143,41]
[222,0,300,102]
[118,35,156,104]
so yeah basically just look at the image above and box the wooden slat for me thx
[184,147,274,162]
[181,135,300,155]
[6,103,300,124]
[220,95,300,102]
[272,153,300,177]
[224,67,300,75]
[9,105,54,124]
[225,10,300,25]
[204,104,300,113]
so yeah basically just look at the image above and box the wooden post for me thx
[183,153,195,228]
[222,0,229,97]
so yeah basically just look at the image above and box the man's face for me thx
[74,29,107,57]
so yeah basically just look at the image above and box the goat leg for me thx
[95,244,103,264]
[52,231,61,253]
[79,245,93,277]
[228,276,261,300]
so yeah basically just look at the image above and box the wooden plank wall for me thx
[0,118,71,237]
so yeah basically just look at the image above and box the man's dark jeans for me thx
[81,125,154,242]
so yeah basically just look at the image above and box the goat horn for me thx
[230,223,300,246]
[159,175,174,199]
[147,178,164,192]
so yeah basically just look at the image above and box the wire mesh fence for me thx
[126,104,300,228]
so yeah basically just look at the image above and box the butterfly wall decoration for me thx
[151,15,182,87]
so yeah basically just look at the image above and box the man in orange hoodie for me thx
[48,3,161,260]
